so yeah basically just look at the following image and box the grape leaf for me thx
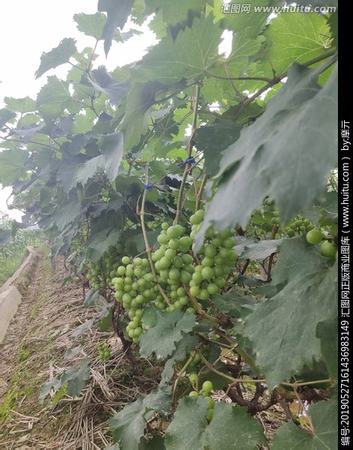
[4,96,36,113]
[110,387,171,450]
[60,358,91,396]
[165,398,265,450]
[203,402,265,449]
[98,0,133,55]
[197,64,337,245]
[317,318,338,379]
[73,12,106,40]
[36,76,73,118]
[244,239,338,386]
[136,15,222,85]
[235,238,281,261]
[272,399,338,450]
[146,0,204,26]
[161,334,198,384]
[88,67,129,105]
[262,13,331,75]
[35,38,77,78]
[0,149,27,186]
[139,311,196,359]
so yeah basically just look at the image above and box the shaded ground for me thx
[0,251,158,449]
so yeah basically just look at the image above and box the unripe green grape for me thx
[189,390,199,398]
[179,296,188,306]
[199,289,209,300]
[189,373,198,387]
[201,256,214,267]
[202,380,214,395]
[306,229,323,245]
[181,271,192,283]
[320,241,337,258]
[201,267,213,280]
[165,248,177,259]
[174,256,184,269]
[168,239,179,250]
[204,245,217,257]
[215,278,226,288]
[161,222,169,230]
[159,256,172,270]
[169,268,181,281]
[192,272,203,284]
[190,286,200,297]
[121,256,130,265]
[179,236,192,251]
[182,254,193,265]
[207,283,219,296]
[158,234,169,245]
[204,396,215,409]
[167,225,185,239]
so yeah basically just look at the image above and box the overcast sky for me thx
[0,0,156,220]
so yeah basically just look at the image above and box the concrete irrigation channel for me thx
[0,247,39,343]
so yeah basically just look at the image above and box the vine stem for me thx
[183,286,218,324]
[139,168,171,305]
[174,83,201,224]
[199,354,334,390]
[195,174,208,211]
[240,50,337,109]
[172,351,197,405]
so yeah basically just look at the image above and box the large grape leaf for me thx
[197,64,337,244]
[110,387,171,450]
[0,149,27,186]
[139,311,196,359]
[165,398,265,450]
[244,239,337,386]
[121,81,163,151]
[262,13,331,76]
[98,0,133,55]
[272,399,338,450]
[135,15,222,85]
[36,76,73,118]
[35,38,77,78]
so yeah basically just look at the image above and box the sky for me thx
[0,0,156,220]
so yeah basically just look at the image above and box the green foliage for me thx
[245,239,337,386]
[272,399,338,449]
[110,387,171,450]
[197,64,337,244]
[35,38,77,78]
[0,2,338,448]
[140,311,196,359]
[165,398,265,450]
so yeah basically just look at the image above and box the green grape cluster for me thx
[86,245,122,290]
[112,256,159,343]
[284,215,314,237]
[188,376,215,421]
[152,223,194,312]
[189,211,237,301]
[306,228,337,259]
[97,342,111,362]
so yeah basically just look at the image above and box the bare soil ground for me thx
[0,251,158,449]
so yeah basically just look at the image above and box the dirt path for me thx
[0,251,158,449]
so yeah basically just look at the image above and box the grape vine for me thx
[0,1,338,449]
